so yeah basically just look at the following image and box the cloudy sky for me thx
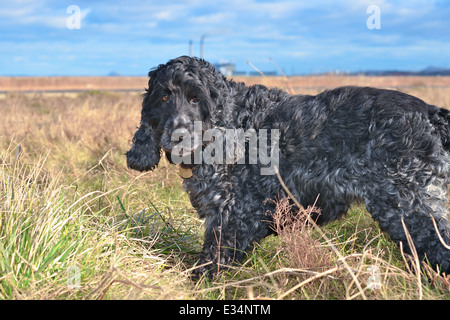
[1,0,449,76]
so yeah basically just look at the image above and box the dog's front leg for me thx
[192,209,242,278]
[192,205,268,278]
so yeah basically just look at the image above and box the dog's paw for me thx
[190,259,217,280]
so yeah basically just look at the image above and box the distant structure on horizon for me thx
[187,40,449,77]
[213,62,236,77]
[358,66,450,76]
[189,38,238,76]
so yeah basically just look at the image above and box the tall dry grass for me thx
[0,81,449,300]
[0,92,198,299]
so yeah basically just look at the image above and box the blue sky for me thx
[1,0,449,76]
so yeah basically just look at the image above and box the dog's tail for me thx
[428,105,450,152]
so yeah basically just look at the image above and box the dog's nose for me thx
[172,115,191,130]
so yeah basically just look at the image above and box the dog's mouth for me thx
[161,132,200,166]
[162,129,220,166]
[162,127,214,157]
[163,142,201,158]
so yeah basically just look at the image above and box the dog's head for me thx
[126,56,227,172]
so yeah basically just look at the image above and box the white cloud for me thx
[189,12,236,25]
[0,0,449,75]
[290,52,308,57]
[0,4,91,29]
[155,11,174,21]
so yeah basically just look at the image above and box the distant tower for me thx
[200,34,207,59]
[189,40,193,57]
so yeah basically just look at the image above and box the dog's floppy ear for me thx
[143,69,156,105]
[126,124,161,172]
[197,60,232,124]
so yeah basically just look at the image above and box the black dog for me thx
[127,56,450,276]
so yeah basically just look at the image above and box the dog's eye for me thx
[161,95,169,102]
[190,97,200,104]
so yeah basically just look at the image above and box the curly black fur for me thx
[126,56,450,277]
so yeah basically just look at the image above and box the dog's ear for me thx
[126,124,161,172]
[200,70,230,124]
[143,69,157,104]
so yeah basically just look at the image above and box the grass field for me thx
[1,76,449,300]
